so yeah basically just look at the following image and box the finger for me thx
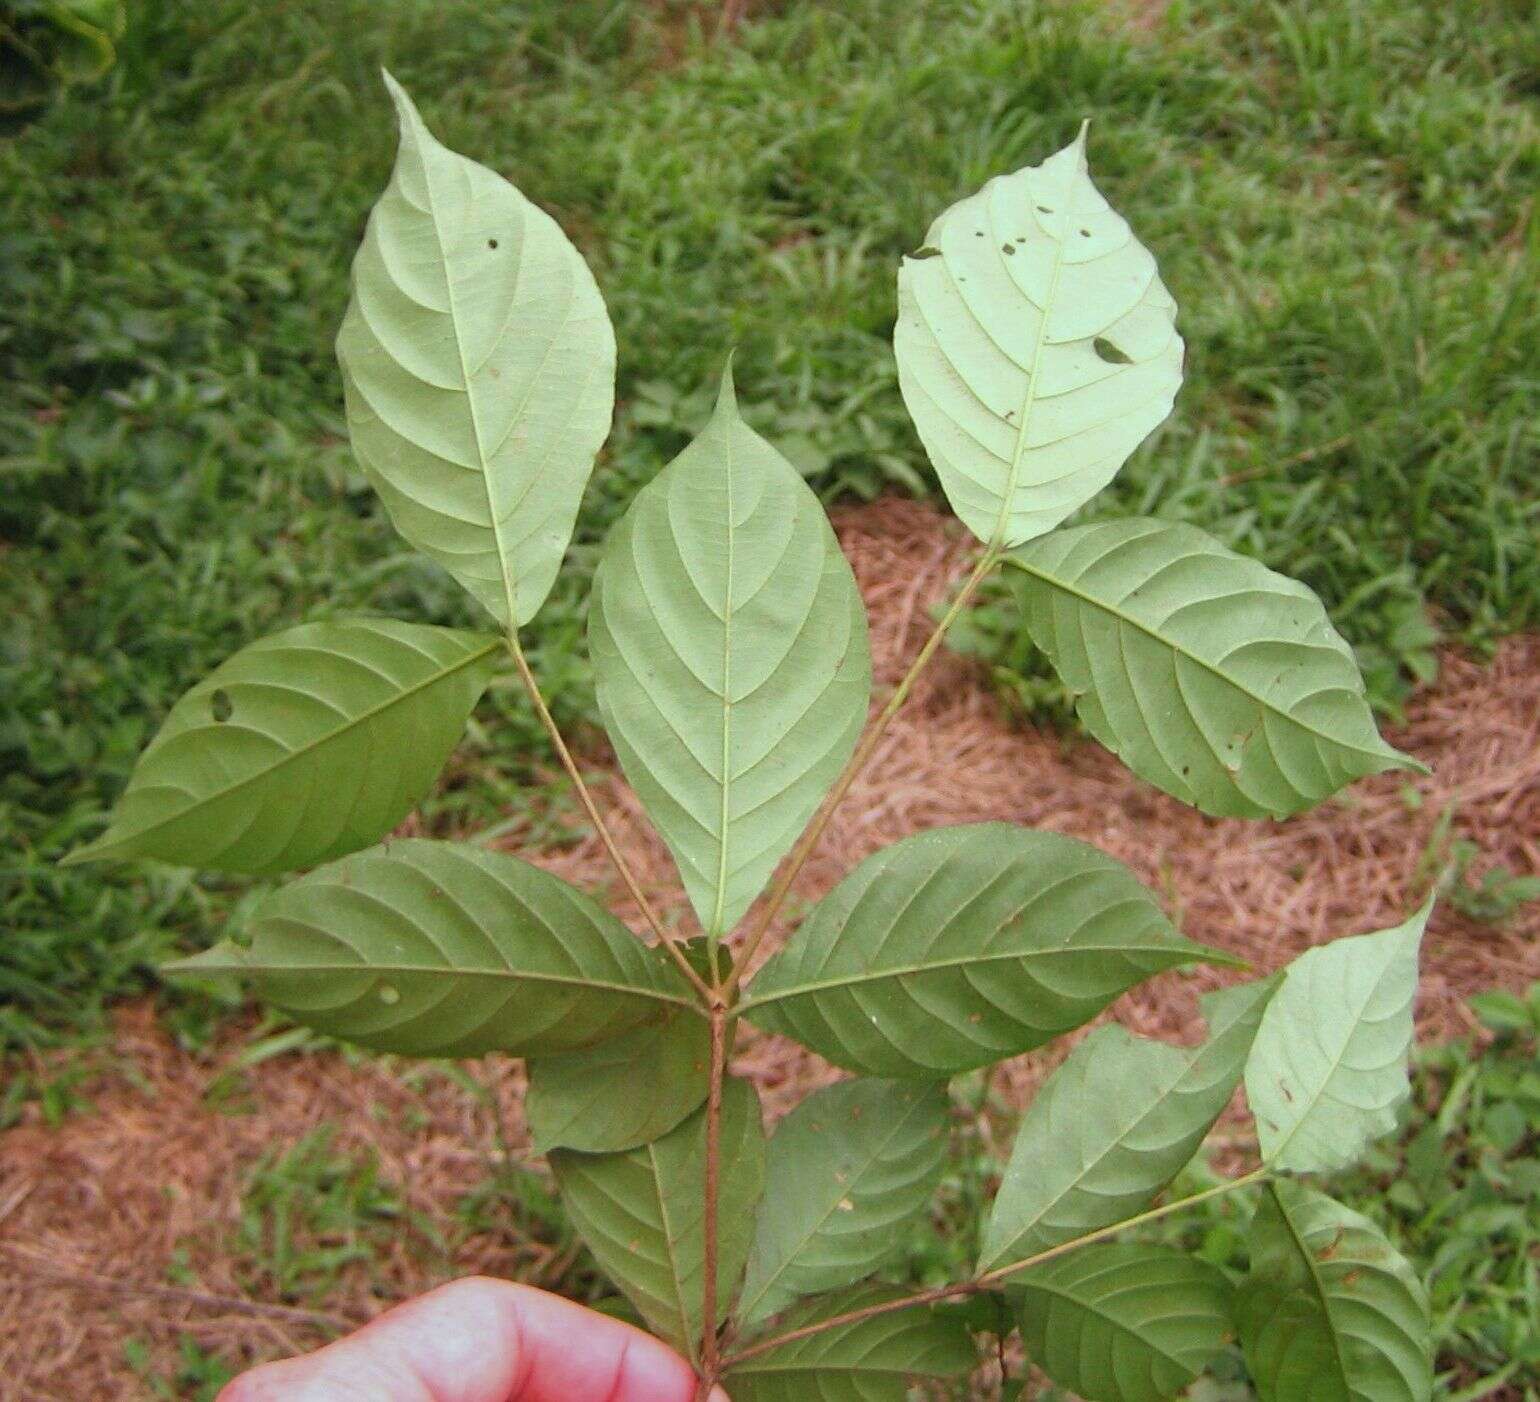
[216,1276,730,1402]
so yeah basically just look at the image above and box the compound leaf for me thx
[550,1077,765,1360]
[1005,518,1421,818]
[894,127,1182,548]
[163,839,693,1056]
[64,620,498,874]
[739,1079,949,1330]
[1239,1182,1432,1402]
[1015,1244,1231,1402]
[1246,901,1429,1173]
[526,1003,712,1154]
[724,1287,976,1402]
[744,824,1234,1078]
[590,367,870,937]
[979,977,1277,1274]
[337,73,615,629]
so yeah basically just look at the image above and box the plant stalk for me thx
[504,633,712,1004]
[723,546,999,996]
[697,1003,730,1397]
[721,1167,1270,1369]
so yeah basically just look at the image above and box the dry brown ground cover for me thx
[4,499,1537,1398]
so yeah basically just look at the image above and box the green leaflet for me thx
[738,1079,949,1330]
[1015,1244,1230,1402]
[744,824,1235,1078]
[979,977,1277,1275]
[724,1287,976,1402]
[550,1078,766,1360]
[589,367,870,937]
[163,840,691,1056]
[1240,1182,1432,1402]
[526,1003,712,1154]
[1246,901,1429,1173]
[336,74,615,629]
[64,620,498,874]
[1005,518,1421,818]
[894,127,1183,548]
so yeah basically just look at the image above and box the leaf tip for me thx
[379,68,424,137]
[161,941,250,983]
[713,352,739,417]
[57,842,101,869]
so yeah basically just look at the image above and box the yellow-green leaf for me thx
[337,74,615,628]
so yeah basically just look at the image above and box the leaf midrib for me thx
[739,1095,929,1323]
[85,638,499,857]
[738,938,1204,1013]
[1267,942,1407,1166]
[1268,1185,1353,1391]
[982,1042,1202,1271]
[1023,1266,1208,1371]
[711,415,737,936]
[646,1135,697,1358]
[987,149,1077,548]
[1005,549,1403,766]
[183,956,698,1010]
[414,121,520,628]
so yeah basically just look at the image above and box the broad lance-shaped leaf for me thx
[1015,1244,1230,1402]
[337,73,615,628]
[894,126,1182,548]
[744,824,1235,1078]
[1246,900,1429,1173]
[590,367,870,936]
[724,1287,975,1402]
[1240,1182,1432,1402]
[164,840,694,1056]
[525,1003,711,1154]
[738,1079,948,1329]
[1006,518,1421,819]
[64,620,498,874]
[979,977,1278,1274]
[549,1078,765,1359]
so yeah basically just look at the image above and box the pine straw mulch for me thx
[3,497,1537,1398]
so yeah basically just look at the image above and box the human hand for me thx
[217,1276,729,1401]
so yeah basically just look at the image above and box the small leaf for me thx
[337,74,616,628]
[1005,518,1423,818]
[1239,1182,1432,1402]
[894,126,1183,547]
[526,1003,712,1154]
[590,365,871,936]
[1015,1244,1231,1402]
[64,620,499,874]
[724,1287,976,1402]
[745,824,1236,1078]
[979,977,1277,1274]
[162,840,693,1056]
[1246,900,1429,1173]
[550,1077,766,1359]
[738,1079,949,1329]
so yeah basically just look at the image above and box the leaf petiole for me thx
[503,632,714,1004]
[720,1166,1270,1370]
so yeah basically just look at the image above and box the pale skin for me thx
[217,1277,729,1402]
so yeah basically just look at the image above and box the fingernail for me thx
[710,1388,731,1402]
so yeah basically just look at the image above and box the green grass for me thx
[3,0,1537,1050]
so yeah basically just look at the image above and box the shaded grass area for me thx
[3,0,1537,1048]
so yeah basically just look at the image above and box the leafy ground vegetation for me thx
[3,0,1537,1051]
